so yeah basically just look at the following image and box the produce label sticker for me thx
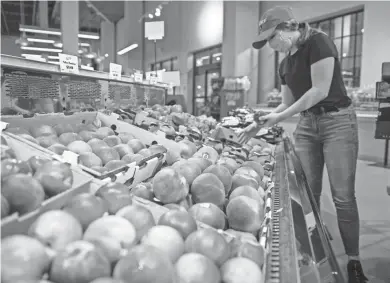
[59,54,79,74]
[109,63,122,80]
[0,121,9,131]
[202,153,210,159]
[62,150,79,165]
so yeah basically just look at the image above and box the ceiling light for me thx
[81,65,94,70]
[21,46,62,53]
[16,36,29,47]
[79,42,90,47]
[48,55,59,59]
[20,27,61,36]
[85,52,97,59]
[78,34,100,40]
[53,40,63,48]
[104,53,109,57]
[19,25,100,40]
[27,38,55,44]
[48,61,60,65]
[21,54,43,59]
[117,43,138,55]
[148,14,154,19]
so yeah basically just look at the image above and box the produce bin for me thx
[2,112,165,186]
[97,111,180,151]
[1,132,94,238]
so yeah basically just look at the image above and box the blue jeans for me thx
[293,105,360,256]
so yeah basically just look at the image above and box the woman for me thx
[239,6,367,283]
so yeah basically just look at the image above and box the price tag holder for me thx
[1,122,9,131]
[134,72,143,83]
[62,150,79,165]
[109,63,122,80]
[59,54,79,74]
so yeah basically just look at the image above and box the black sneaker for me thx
[348,260,368,283]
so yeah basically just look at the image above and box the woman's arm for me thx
[272,85,295,113]
[278,57,334,120]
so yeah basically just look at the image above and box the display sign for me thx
[109,63,122,80]
[376,81,390,100]
[162,71,180,86]
[59,54,79,74]
[134,71,143,83]
[150,74,158,85]
[145,21,165,40]
[145,70,164,82]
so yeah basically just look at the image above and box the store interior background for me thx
[1,1,390,281]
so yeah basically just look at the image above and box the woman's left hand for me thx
[258,112,283,128]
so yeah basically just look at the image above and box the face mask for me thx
[278,32,293,53]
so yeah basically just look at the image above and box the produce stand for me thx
[1,54,344,283]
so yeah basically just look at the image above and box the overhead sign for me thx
[109,63,122,80]
[145,21,165,40]
[59,53,79,74]
[162,71,180,86]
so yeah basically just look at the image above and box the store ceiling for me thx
[1,1,124,36]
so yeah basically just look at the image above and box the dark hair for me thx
[276,19,325,47]
[167,100,176,106]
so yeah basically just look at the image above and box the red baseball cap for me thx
[252,6,295,50]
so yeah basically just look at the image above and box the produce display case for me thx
[1,54,344,283]
[269,136,345,283]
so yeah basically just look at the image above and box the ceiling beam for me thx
[51,1,59,20]
[84,0,112,24]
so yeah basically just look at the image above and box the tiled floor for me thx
[321,160,390,283]
[279,119,390,282]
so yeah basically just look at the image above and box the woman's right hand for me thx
[237,122,261,144]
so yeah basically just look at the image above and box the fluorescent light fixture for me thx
[117,43,138,55]
[48,55,59,59]
[48,61,60,65]
[21,46,62,53]
[19,25,100,40]
[20,27,61,36]
[81,65,94,70]
[27,38,55,44]
[79,42,90,47]
[21,54,43,58]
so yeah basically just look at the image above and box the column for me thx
[121,1,144,72]
[38,1,48,28]
[100,22,115,72]
[60,1,79,56]
[221,1,260,105]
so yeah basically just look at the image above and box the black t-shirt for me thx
[279,32,351,108]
